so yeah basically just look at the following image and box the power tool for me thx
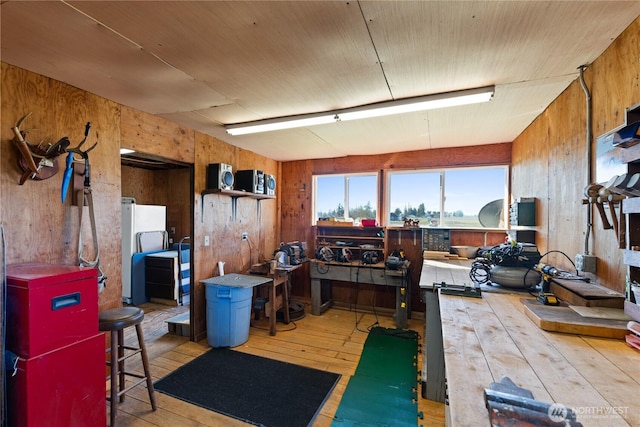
[534,263,560,305]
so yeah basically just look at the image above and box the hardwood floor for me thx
[114,301,446,426]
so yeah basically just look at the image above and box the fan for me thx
[478,199,504,228]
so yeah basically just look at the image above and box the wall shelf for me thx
[201,188,276,200]
[200,188,275,222]
[623,198,640,321]
[315,226,387,262]
[619,103,640,322]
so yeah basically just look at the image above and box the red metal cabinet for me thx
[6,333,105,427]
[6,263,105,427]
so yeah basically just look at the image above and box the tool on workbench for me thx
[434,281,482,298]
[484,376,582,426]
[385,248,406,269]
[534,263,559,305]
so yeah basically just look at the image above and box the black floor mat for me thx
[154,348,341,427]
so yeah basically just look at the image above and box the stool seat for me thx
[99,307,144,331]
[100,306,156,426]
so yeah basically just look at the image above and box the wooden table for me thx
[252,262,304,336]
[419,259,640,427]
[309,259,410,328]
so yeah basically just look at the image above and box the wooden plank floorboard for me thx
[111,301,445,426]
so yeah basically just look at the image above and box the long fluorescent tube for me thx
[338,86,495,121]
[226,112,336,136]
[225,85,494,136]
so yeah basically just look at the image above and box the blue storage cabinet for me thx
[130,250,167,305]
[202,273,271,348]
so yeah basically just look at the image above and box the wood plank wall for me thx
[511,17,640,294]
[0,63,279,342]
[280,144,512,312]
[1,63,123,310]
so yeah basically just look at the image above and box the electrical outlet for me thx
[242,232,248,241]
[204,236,210,246]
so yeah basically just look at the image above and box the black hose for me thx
[470,258,492,284]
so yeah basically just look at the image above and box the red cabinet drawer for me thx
[7,333,106,427]
[6,263,99,357]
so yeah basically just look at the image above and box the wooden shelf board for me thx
[201,188,275,200]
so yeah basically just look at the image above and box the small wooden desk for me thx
[309,259,410,328]
[252,262,303,336]
[420,259,639,427]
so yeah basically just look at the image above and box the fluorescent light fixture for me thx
[338,86,495,121]
[120,148,135,154]
[225,85,494,135]
[226,112,337,136]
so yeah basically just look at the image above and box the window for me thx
[387,166,508,228]
[314,173,378,224]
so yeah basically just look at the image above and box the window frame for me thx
[312,172,379,225]
[385,165,510,229]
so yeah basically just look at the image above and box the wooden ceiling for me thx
[2,1,639,161]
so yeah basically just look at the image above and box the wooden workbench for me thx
[309,259,410,328]
[420,259,639,427]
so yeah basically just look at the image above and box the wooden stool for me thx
[99,307,157,426]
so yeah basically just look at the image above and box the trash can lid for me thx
[201,273,272,288]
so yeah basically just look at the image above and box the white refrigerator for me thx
[121,199,167,304]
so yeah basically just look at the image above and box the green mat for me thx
[331,327,420,426]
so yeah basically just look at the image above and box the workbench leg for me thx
[311,278,322,315]
[282,275,290,324]
[269,282,277,336]
[395,286,408,329]
[422,290,446,402]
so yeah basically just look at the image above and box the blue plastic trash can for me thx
[202,273,271,348]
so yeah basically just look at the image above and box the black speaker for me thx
[207,163,233,190]
[264,174,276,196]
[235,170,264,194]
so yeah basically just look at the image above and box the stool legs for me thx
[105,324,156,426]
[117,329,126,403]
[135,323,157,411]
[109,330,118,427]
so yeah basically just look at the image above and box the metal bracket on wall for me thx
[200,191,208,223]
[200,190,240,223]
[200,188,275,222]
[231,196,239,221]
